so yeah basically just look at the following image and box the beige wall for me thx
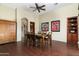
[0,5,15,21]
[39,3,78,42]
[0,5,39,41]
[17,8,39,41]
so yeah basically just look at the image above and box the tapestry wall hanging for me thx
[51,20,60,32]
[41,22,49,31]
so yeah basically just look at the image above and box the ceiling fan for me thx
[30,3,46,13]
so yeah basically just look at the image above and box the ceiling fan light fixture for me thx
[30,3,46,13]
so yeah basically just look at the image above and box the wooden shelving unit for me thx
[67,16,78,48]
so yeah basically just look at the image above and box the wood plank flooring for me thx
[0,40,79,56]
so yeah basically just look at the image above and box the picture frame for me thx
[51,20,60,32]
[41,22,49,31]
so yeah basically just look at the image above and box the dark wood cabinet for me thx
[67,16,78,48]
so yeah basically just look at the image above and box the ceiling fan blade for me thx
[41,8,46,11]
[41,5,45,7]
[37,8,40,12]
[35,3,40,12]
[30,7,36,9]
[35,3,38,8]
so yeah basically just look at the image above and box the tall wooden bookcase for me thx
[67,16,78,48]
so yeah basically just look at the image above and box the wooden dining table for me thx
[26,32,46,47]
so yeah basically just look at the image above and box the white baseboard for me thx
[53,40,67,43]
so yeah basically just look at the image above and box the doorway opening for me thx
[21,18,28,42]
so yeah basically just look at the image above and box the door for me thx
[30,22,35,46]
[30,22,35,34]
[67,16,78,48]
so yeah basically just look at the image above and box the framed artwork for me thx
[41,22,49,31]
[51,20,60,32]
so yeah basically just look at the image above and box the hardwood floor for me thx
[0,40,79,56]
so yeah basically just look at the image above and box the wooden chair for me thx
[47,32,52,46]
[40,32,52,48]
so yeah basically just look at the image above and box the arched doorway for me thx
[21,18,28,42]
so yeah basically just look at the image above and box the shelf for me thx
[68,23,77,26]
[69,30,77,33]
[70,28,76,30]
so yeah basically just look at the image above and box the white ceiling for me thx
[0,3,71,16]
